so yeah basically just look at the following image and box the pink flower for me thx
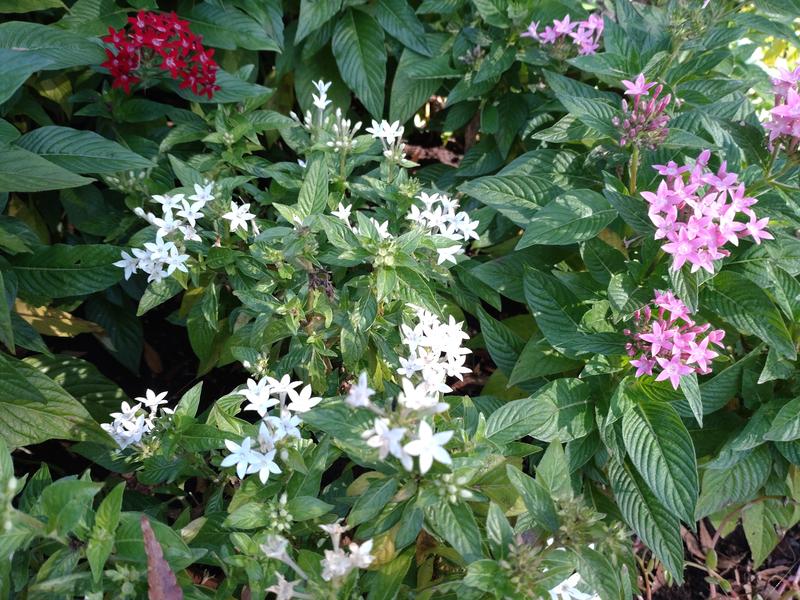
[521,21,539,39]
[639,321,673,356]
[630,356,655,377]
[553,14,576,35]
[686,337,718,373]
[521,12,603,55]
[745,216,774,244]
[656,355,693,389]
[621,73,657,97]
[662,229,701,271]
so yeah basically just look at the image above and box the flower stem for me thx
[628,145,640,196]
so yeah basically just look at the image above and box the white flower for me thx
[220,437,257,479]
[286,385,322,413]
[549,572,599,600]
[250,449,282,484]
[403,420,453,475]
[320,519,349,550]
[177,199,205,227]
[331,202,352,223]
[221,201,256,233]
[366,119,404,145]
[152,211,183,239]
[417,192,440,210]
[261,534,290,561]
[179,224,201,242]
[109,401,142,421]
[265,374,303,403]
[164,246,189,276]
[363,418,411,470]
[113,251,139,280]
[257,421,276,451]
[135,390,169,411]
[436,245,463,265]
[143,237,175,262]
[188,182,215,205]
[152,193,184,213]
[321,548,352,581]
[242,377,277,417]
[348,539,374,569]
[397,355,423,378]
[346,373,375,408]
[312,79,332,111]
[370,217,391,239]
[264,412,302,441]
[397,378,448,414]
[266,573,300,600]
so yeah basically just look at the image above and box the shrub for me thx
[2,0,800,598]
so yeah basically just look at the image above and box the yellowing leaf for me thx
[15,300,103,337]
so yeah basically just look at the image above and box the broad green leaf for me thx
[0,144,93,192]
[0,48,53,105]
[427,500,483,563]
[332,9,387,119]
[523,268,626,357]
[0,353,107,447]
[84,295,142,373]
[285,496,334,521]
[295,0,342,42]
[608,459,684,582]
[349,477,397,526]
[765,397,800,442]
[0,20,104,65]
[367,548,414,600]
[742,499,783,568]
[621,400,698,524]
[702,271,796,360]
[186,3,280,51]
[505,464,558,532]
[115,512,201,570]
[373,0,431,55]
[508,336,583,387]
[476,307,525,375]
[390,48,442,124]
[696,445,772,519]
[485,502,514,560]
[170,69,272,104]
[87,482,124,581]
[36,478,102,535]
[0,0,64,12]
[517,190,616,248]
[296,154,328,218]
[679,372,703,428]
[458,175,559,227]
[15,126,152,174]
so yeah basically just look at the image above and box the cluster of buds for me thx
[625,291,725,389]
[101,11,219,97]
[642,151,773,274]
[521,13,604,56]
[764,65,800,152]
[613,73,671,149]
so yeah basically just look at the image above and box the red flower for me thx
[100,10,219,98]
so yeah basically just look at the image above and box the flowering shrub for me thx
[3,1,800,599]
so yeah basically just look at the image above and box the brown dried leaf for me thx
[140,515,183,600]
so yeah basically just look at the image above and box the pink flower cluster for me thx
[625,291,725,389]
[612,73,671,149]
[521,13,604,56]
[764,65,800,152]
[642,151,773,274]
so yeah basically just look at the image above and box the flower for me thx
[363,418,411,470]
[403,420,453,475]
[321,548,352,581]
[249,449,281,484]
[188,181,215,204]
[346,373,375,408]
[220,437,257,479]
[135,389,169,411]
[655,355,693,389]
[286,385,322,413]
[436,245,462,265]
[621,73,657,97]
[348,540,374,569]
[266,574,300,600]
[241,377,277,417]
[614,74,671,149]
[521,13,603,55]
[221,201,256,233]
[331,202,352,223]
[113,251,139,280]
[261,534,290,561]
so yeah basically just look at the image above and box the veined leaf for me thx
[506,464,558,532]
[295,0,342,43]
[427,500,483,563]
[0,144,93,192]
[296,154,328,218]
[332,9,387,119]
[621,399,698,524]
[458,175,559,227]
[373,0,431,55]
[765,397,800,442]
[696,445,771,519]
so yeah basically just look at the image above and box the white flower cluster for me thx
[114,182,258,282]
[100,390,173,449]
[220,375,321,483]
[291,79,332,131]
[408,191,480,265]
[346,306,471,475]
[366,118,406,161]
[331,202,391,241]
[260,522,374,590]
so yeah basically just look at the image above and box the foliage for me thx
[3,0,800,598]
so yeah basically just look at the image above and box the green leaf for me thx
[476,307,525,375]
[373,0,431,55]
[742,499,783,568]
[486,379,594,444]
[0,0,64,13]
[696,445,772,519]
[367,548,414,600]
[702,271,796,360]
[37,478,102,535]
[679,372,703,428]
[349,477,397,526]
[0,144,93,192]
[485,502,514,560]
[295,0,342,43]
[0,353,107,447]
[523,268,626,357]
[508,336,583,387]
[285,496,334,521]
[15,127,152,174]
[186,3,280,51]
[458,175,558,227]
[0,48,53,105]
[621,400,698,524]
[84,295,142,373]
[505,464,559,532]
[390,48,442,124]
[296,154,328,218]
[765,397,800,442]
[517,190,616,248]
[427,500,483,563]
[169,68,272,104]
[87,482,124,581]
[608,459,684,582]
[332,9,387,119]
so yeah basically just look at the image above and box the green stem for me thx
[628,145,640,196]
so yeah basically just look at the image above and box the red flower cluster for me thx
[101,11,220,98]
